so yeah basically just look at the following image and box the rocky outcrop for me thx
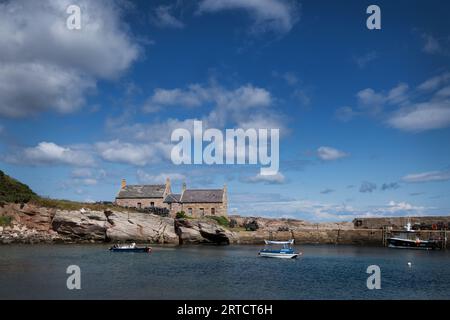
[1,203,178,244]
[0,224,67,244]
[52,210,109,241]
[1,203,383,246]
[106,211,178,244]
[175,218,236,244]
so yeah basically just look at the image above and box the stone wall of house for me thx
[115,198,168,209]
[180,202,227,218]
[168,202,183,217]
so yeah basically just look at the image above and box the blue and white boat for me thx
[258,239,302,259]
[109,243,152,253]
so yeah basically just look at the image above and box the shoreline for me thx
[1,202,448,248]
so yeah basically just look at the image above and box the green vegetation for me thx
[176,211,189,219]
[0,215,13,226]
[32,197,128,212]
[0,170,131,212]
[207,215,229,227]
[0,170,38,203]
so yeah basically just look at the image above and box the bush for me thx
[207,215,229,227]
[0,216,13,226]
[244,219,259,231]
[176,211,188,219]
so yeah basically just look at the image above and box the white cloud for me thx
[0,0,139,118]
[151,5,184,29]
[356,83,409,116]
[232,198,434,222]
[385,201,424,213]
[143,83,272,114]
[4,142,95,167]
[96,140,171,166]
[418,72,450,91]
[242,172,286,184]
[387,100,450,132]
[342,73,450,132]
[0,63,95,117]
[317,146,348,161]
[401,169,450,183]
[197,0,300,35]
[137,170,186,184]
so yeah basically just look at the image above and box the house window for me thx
[150,202,155,207]
[188,208,192,216]
[200,208,204,216]
[211,208,215,215]
[137,202,142,209]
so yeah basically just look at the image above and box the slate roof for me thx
[116,185,165,199]
[163,193,181,203]
[180,189,224,203]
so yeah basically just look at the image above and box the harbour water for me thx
[0,244,449,299]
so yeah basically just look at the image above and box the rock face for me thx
[106,211,178,244]
[52,210,109,241]
[1,203,179,244]
[1,203,384,246]
[0,203,66,244]
[175,218,236,245]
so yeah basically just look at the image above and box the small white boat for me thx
[258,239,302,259]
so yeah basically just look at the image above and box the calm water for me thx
[0,244,449,300]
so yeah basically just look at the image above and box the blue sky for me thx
[0,0,449,221]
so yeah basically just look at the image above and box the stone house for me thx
[164,183,228,218]
[115,178,228,218]
[115,178,172,209]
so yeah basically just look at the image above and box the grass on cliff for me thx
[32,198,129,212]
[0,170,131,212]
[0,170,38,204]
[207,215,230,228]
[0,215,13,226]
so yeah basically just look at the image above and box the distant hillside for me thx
[0,170,130,212]
[0,170,38,203]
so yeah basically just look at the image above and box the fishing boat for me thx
[109,243,152,253]
[387,222,440,250]
[258,239,302,259]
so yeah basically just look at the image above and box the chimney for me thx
[164,177,172,197]
[121,179,126,189]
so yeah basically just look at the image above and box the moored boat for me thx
[387,222,440,250]
[109,243,152,253]
[258,239,302,259]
